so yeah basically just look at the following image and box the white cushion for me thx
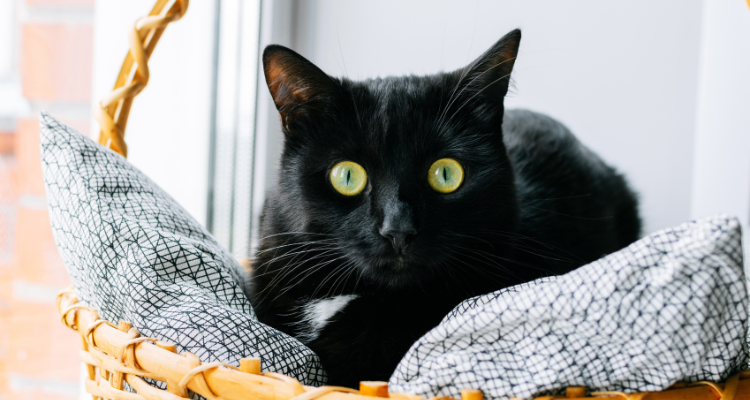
[390,215,749,399]
[40,112,749,397]
[40,113,326,385]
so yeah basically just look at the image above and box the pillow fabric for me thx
[40,113,326,385]
[390,215,749,399]
[41,112,750,398]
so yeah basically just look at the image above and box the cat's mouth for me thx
[354,251,430,288]
[394,256,407,270]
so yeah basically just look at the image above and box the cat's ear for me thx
[263,45,340,130]
[461,29,521,101]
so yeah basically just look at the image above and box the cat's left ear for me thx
[263,45,340,131]
[461,29,521,101]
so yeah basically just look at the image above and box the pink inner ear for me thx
[265,62,295,110]
[265,56,322,113]
[262,45,343,130]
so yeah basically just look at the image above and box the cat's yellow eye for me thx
[428,158,464,194]
[330,161,368,196]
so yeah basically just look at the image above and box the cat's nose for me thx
[379,225,417,253]
[379,197,417,253]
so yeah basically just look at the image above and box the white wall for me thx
[92,0,216,225]
[691,0,750,253]
[89,0,750,249]
[285,0,706,236]
[251,0,296,253]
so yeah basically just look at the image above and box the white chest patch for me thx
[295,295,358,344]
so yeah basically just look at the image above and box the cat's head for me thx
[261,30,522,291]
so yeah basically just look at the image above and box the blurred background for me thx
[0,0,748,398]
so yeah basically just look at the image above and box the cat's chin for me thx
[359,256,431,289]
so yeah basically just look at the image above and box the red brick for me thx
[16,117,89,197]
[14,208,68,285]
[1,188,78,400]
[22,23,93,102]
[15,118,45,197]
[0,157,18,272]
[0,152,17,202]
[0,132,14,155]
[6,300,80,385]
[0,276,9,397]
[4,194,78,392]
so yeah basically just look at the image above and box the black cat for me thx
[249,29,640,387]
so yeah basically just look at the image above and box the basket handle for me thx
[94,0,189,158]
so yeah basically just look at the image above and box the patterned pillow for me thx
[390,215,750,399]
[40,113,326,385]
[41,111,750,398]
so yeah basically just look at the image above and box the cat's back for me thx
[502,109,640,275]
[503,109,597,170]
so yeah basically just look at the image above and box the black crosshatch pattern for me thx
[39,113,327,387]
[40,113,748,399]
[391,215,749,399]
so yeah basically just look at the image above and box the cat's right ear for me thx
[459,29,521,102]
[263,45,340,131]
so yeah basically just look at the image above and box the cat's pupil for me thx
[443,167,449,182]
[346,170,351,185]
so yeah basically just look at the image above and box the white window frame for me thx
[0,0,30,127]
[208,0,294,258]
[0,0,14,79]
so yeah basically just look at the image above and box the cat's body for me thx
[505,109,640,275]
[249,30,640,387]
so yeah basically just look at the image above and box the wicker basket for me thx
[57,1,750,399]
[56,288,750,400]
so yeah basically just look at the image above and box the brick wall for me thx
[0,0,95,398]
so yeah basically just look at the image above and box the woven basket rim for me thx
[58,288,750,400]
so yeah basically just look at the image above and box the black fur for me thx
[249,30,640,387]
